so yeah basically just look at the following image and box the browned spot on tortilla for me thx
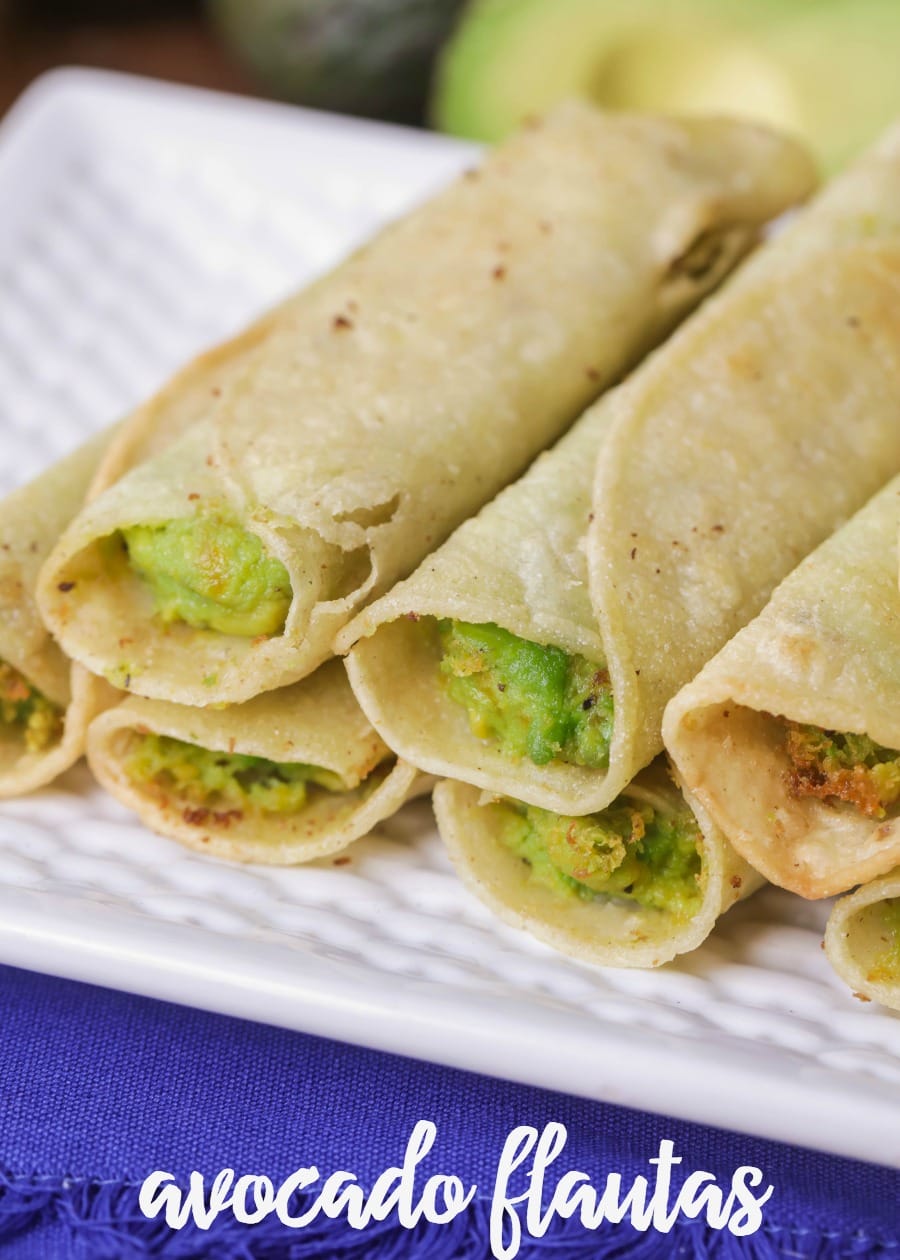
[183,806,243,828]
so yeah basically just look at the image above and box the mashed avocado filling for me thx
[438,620,613,769]
[126,733,351,820]
[866,898,900,984]
[498,795,703,920]
[0,661,63,754]
[784,722,900,819]
[121,515,292,637]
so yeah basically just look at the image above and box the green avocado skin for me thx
[438,619,613,769]
[122,515,292,639]
[499,797,703,920]
[127,733,345,816]
[208,0,466,122]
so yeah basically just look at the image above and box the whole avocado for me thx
[208,0,465,123]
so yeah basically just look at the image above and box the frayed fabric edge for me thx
[0,1171,895,1259]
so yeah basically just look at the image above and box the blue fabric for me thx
[0,962,896,1258]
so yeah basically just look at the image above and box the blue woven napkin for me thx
[0,961,896,1258]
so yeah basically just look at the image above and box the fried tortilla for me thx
[0,433,117,796]
[433,760,760,968]
[665,475,900,899]
[87,658,425,863]
[825,871,900,1011]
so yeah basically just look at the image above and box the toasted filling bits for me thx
[784,722,900,818]
[0,661,63,754]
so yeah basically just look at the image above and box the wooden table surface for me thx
[0,3,257,118]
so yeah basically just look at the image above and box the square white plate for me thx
[1,68,899,1169]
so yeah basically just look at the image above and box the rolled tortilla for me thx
[433,761,760,969]
[344,403,620,814]
[825,872,900,1011]
[87,658,425,864]
[0,433,117,797]
[664,476,900,899]
[38,103,815,707]
[585,117,900,803]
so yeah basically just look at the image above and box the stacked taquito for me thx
[346,117,900,965]
[84,301,423,863]
[345,406,759,967]
[826,876,900,1012]
[0,434,115,796]
[37,102,814,709]
[87,660,422,864]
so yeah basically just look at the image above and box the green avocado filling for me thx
[0,660,63,754]
[438,620,613,769]
[869,898,900,983]
[784,722,900,819]
[121,515,293,638]
[127,733,346,818]
[498,795,703,920]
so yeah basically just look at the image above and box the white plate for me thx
[1,69,899,1169]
